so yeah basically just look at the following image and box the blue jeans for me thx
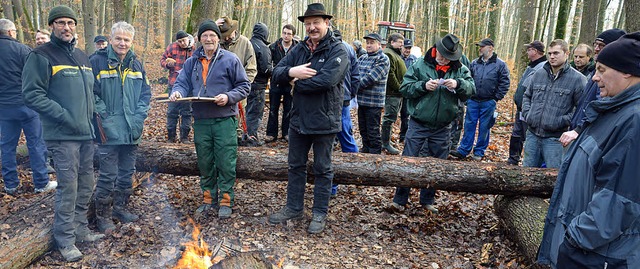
[457,99,496,157]
[266,86,292,138]
[523,130,563,168]
[393,119,451,206]
[286,128,335,216]
[47,140,95,248]
[246,82,267,137]
[0,105,50,189]
[95,145,137,200]
[337,104,359,153]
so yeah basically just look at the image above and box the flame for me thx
[174,218,213,269]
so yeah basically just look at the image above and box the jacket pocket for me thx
[101,115,120,140]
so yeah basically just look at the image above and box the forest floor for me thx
[1,50,537,269]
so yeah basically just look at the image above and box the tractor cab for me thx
[377,21,415,42]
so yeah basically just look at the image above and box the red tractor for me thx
[377,21,415,42]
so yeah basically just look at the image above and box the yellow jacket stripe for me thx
[51,65,92,76]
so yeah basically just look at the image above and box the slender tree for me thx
[186,0,224,34]
[626,0,639,31]
[164,0,173,47]
[82,0,97,54]
[579,0,600,44]
[554,0,570,39]
[515,0,538,77]
[487,0,501,39]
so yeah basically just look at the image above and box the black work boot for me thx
[167,129,177,143]
[95,197,116,234]
[381,126,400,155]
[113,189,139,223]
[179,128,192,143]
[507,136,523,165]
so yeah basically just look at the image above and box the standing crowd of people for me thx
[2,3,640,267]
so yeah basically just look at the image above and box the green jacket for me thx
[400,47,475,129]
[383,47,407,97]
[90,46,151,145]
[22,34,95,141]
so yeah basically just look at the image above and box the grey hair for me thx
[0,19,16,36]
[111,21,135,38]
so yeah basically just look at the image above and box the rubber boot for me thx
[167,129,177,143]
[381,126,400,155]
[95,197,116,234]
[113,189,139,223]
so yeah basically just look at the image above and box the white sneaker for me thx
[35,181,57,193]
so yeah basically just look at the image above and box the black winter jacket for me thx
[0,35,31,106]
[250,23,272,84]
[272,31,349,134]
[269,38,299,91]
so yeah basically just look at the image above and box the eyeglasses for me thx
[54,20,76,27]
[593,41,606,49]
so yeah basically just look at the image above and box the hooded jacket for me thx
[172,45,250,120]
[522,61,586,138]
[22,34,95,141]
[538,82,640,268]
[272,31,349,134]
[469,53,511,101]
[400,46,475,129]
[90,45,151,145]
[250,23,272,84]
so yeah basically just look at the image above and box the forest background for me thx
[2,0,638,79]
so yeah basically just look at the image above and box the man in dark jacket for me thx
[569,43,595,76]
[451,38,510,161]
[246,22,272,146]
[353,40,366,58]
[522,39,586,168]
[22,5,104,262]
[559,28,626,148]
[399,39,417,143]
[507,40,546,165]
[381,33,407,155]
[268,3,349,234]
[266,24,298,142]
[391,34,475,214]
[161,30,194,143]
[90,21,151,234]
[170,20,250,219]
[538,32,640,269]
[0,19,56,196]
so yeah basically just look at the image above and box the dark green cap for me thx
[48,5,77,26]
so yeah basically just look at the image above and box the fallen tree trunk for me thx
[136,142,557,197]
[494,195,550,268]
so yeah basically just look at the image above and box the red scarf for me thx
[432,48,451,73]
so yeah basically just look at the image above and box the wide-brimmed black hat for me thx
[298,3,333,22]
[435,34,462,61]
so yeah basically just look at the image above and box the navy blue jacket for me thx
[538,82,640,267]
[250,23,272,84]
[0,35,31,106]
[570,70,598,131]
[272,31,349,134]
[469,53,510,101]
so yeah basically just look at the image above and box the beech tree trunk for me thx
[135,142,558,197]
[494,196,550,268]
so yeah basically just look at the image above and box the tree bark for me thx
[82,0,97,55]
[554,0,570,39]
[625,0,639,32]
[494,196,550,268]
[579,0,600,44]
[134,142,557,197]
[164,0,173,48]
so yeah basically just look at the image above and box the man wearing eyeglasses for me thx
[22,5,104,262]
[559,29,626,147]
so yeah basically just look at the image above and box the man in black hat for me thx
[507,40,547,165]
[94,35,108,50]
[390,33,475,214]
[559,28,626,147]
[22,5,105,262]
[268,2,349,234]
[538,31,640,269]
[451,38,510,161]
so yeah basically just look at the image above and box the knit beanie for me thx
[48,5,77,25]
[597,32,640,77]
[175,30,188,40]
[596,28,627,45]
[198,20,221,40]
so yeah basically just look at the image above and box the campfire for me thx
[173,218,213,269]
